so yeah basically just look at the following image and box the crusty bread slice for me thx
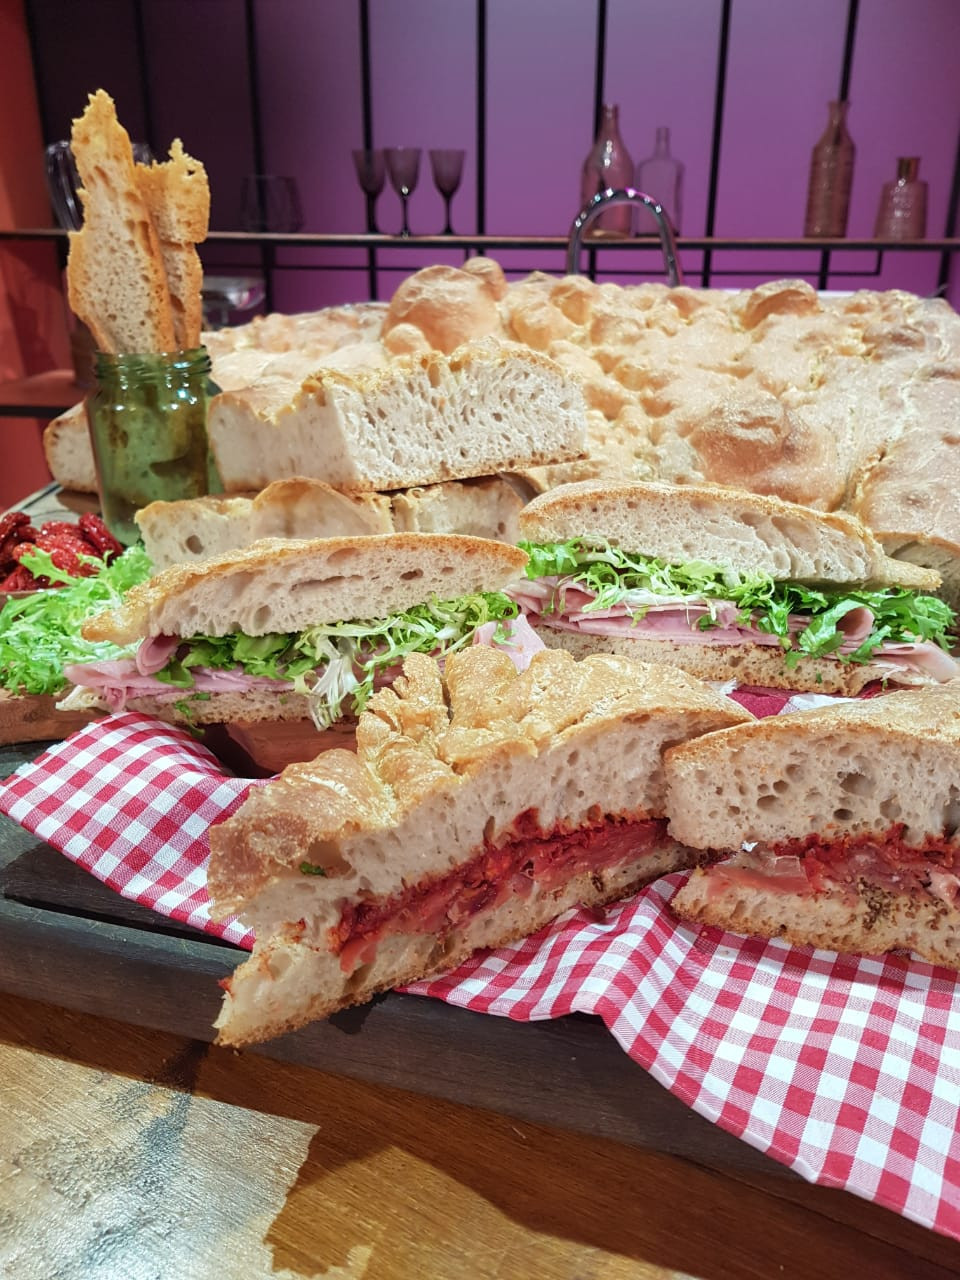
[220,845,698,1046]
[206,337,587,493]
[135,138,210,349]
[528,628,919,696]
[134,476,524,569]
[66,90,176,353]
[665,683,960,851]
[208,646,752,1044]
[135,479,394,568]
[42,403,96,493]
[672,869,960,971]
[667,683,960,968]
[518,479,940,590]
[390,476,524,542]
[850,368,960,608]
[81,532,529,643]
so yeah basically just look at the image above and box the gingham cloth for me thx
[2,689,959,1240]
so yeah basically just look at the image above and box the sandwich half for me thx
[207,645,753,1045]
[667,684,960,969]
[512,480,959,695]
[59,533,530,745]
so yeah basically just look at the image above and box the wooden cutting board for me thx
[0,690,102,745]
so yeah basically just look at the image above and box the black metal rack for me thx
[15,0,960,309]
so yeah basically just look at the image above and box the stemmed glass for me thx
[385,148,421,237]
[240,175,304,233]
[352,148,386,233]
[429,149,465,235]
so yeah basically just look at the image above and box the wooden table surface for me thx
[4,992,960,1280]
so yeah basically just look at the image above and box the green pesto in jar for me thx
[87,347,222,546]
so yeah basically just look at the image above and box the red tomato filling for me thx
[709,826,960,904]
[332,810,667,972]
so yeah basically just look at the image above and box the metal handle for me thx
[566,187,684,286]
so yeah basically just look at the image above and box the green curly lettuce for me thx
[153,590,520,729]
[519,539,956,669]
[0,545,153,696]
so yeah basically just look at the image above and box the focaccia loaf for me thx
[517,480,940,590]
[135,476,524,569]
[81,532,528,643]
[665,683,960,851]
[206,338,586,493]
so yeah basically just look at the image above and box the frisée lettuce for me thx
[519,539,956,668]
[0,545,153,695]
[153,590,520,729]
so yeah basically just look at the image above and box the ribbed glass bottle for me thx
[804,100,855,238]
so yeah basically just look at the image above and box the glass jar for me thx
[87,347,219,546]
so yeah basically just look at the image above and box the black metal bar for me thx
[701,0,732,287]
[475,0,487,243]
[838,0,860,102]
[817,248,831,291]
[225,257,893,280]
[937,124,960,295]
[243,0,272,311]
[6,228,960,252]
[22,0,51,145]
[586,0,608,282]
[131,0,156,151]
[592,0,607,140]
[358,0,377,298]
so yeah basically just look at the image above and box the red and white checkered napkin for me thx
[3,690,959,1240]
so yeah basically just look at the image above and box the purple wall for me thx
[27,0,960,310]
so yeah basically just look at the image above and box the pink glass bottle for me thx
[804,100,855,238]
[874,157,927,240]
[579,103,634,238]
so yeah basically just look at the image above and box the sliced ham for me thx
[516,577,960,684]
[135,634,180,675]
[472,614,545,671]
[65,616,547,717]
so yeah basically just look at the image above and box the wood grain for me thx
[0,690,100,745]
[3,991,960,1280]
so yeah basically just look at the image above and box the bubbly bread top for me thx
[517,480,940,590]
[665,683,960,850]
[207,646,752,915]
[82,533,528,643]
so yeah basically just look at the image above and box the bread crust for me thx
[81,532,529,644]
[518,479,940,590]
[665,682,960,852]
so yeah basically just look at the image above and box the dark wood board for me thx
[0,737,787,1179]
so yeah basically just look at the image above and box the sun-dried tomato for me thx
[0,565,36,592]
[0,511,30,544]
[78,513,123,562]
